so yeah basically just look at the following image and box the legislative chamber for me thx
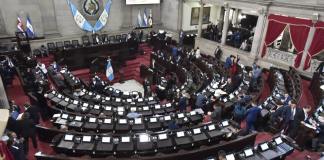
[0,0,323,160]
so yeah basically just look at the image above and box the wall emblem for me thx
[83,0,100,16]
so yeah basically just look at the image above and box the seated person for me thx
[40,45,49,57]
[281,92,292,106]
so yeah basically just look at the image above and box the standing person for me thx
[214,46,222,60]
[179,29,184,46]
[282,100,305,138]
[139,30,143,43]
[178,92,189,112]
[195,47,201,59]
[18,113,37,155]
[224,55,235,75]
[230,55,240,77]
[245,100,261,132]
[143,78,151,97]
[24,103,40,125]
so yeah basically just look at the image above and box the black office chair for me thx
[72,40,79,48]
[82,35,91,46]
[83,117,98,132]
[115,118,131,132]
[64,40,71,48]
[135,133,155,155]
[131,118,146,131]
[173,130,193,149]
[47,42,56,52]
[116,35,122,43]
[99,118,115,132]
[121,34,127,42]
[95,136,115,155]
[75,135,95,155]
[109,36,116,44]
[56,41,64,50]
[155,132,174,153]
[116,136,135,156]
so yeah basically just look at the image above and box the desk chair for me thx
[95,136,114,155]
[83,117,98,132]
[115,118,131,132]
[174,131,193,149]
[98,118,114,132]
[135,134,155,155]
[116,136,135,156]
[75,135,95,155]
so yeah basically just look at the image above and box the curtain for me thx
[304,23,324,70]
[261,20,286,57]
[261,14,312,63]
[290,25,310,68]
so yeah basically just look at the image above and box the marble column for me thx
[299,24,316,70]
[221,4,230,45]
[251,8,267,58]
[197,0,204,38]
[232,8,239,27]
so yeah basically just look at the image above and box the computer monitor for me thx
[89,117,96,123]
[82,136,92,142]
[208,124,216,131]
[176,131,185,137]
[222,121,229,127]
[193,128,202,134]
[64,134,74,141]
[260,143,269,151]
[102,137,111,143]
[274,137,283,145]
[119,119,127,124]
[75,116,82,121]
[164,116,171,121]
[158,133,167,140]
[139,134,150,143]
[244,148,254,157]
[225,154,235,160]
[150,118,157,122]
[121,137,130,142]
[134,118,142,124]
[104,119,112,124]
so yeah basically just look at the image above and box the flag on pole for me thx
[137,10,143,27]
[17,16,24,33]
[26,16,35,38]
[106,59,114,81]
[143,8,148,27]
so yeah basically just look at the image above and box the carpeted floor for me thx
[4,45,321,160]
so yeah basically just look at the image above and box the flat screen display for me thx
[64,134,74,141]
[158,134,167,140]
[82,136,91,142]
[244,148,253,157]
[126,0,160,5]
[260,143,269,151]
[102,137,111,143]
[225,154,235,160]
[275,137,283,145]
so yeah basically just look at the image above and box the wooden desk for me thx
[54,42,138,71]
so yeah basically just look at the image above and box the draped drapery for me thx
[304,21,324,70]
[261,14,312,68]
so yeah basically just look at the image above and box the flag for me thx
[106,60,114,81]
[26,16,35,38]
[66,0,93,32]
[17,16,24,33]
[143,8,148,27]
[94,0,112,32]
[137,10,143,27]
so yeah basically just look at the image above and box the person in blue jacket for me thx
[245,100,261,132]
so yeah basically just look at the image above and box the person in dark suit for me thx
[7,138,25,160]
[245,100,261,132]
[282,99,305,138]
[18,113,37,155]
[24,103,40,124]
[178,92,189,112]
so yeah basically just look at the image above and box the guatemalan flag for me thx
[137,10,143,27]
[94,0,112,32]
[17,16,24,33]
[143,8,148,27]
[26,16,35,38]
[106,59,114,81]
[67,0,93,32]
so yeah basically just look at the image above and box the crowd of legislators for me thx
[0,28,323,159]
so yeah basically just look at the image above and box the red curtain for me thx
[290,25,310,68]
[261,14,313,64]
[304,22,324,70]
[261,20,286,57]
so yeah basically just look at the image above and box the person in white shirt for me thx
[195,47,201,59]
[36,62,47,75]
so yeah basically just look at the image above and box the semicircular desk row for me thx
[35,120,257,160]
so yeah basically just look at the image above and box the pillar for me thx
[221,4,230,45]
[298,25,316,70]
[251,8,267,58]
[232,8,239,27]
[197,0,204,38]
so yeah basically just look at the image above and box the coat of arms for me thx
[83,0,100,16]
